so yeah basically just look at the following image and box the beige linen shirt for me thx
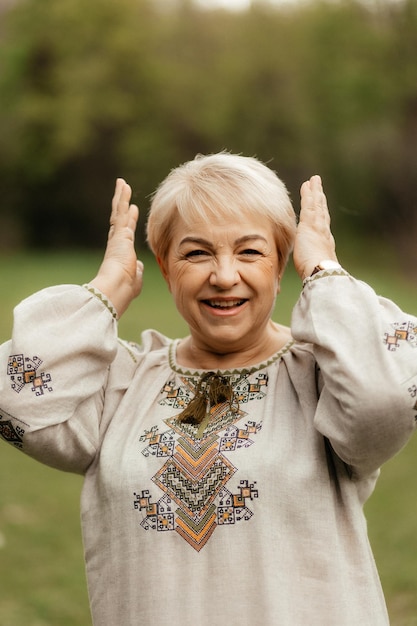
[1,271,416,625]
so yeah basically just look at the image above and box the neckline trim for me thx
[168,339,295,377]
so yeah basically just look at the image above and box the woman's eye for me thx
[185,249,209,258]
[241,249,262,256]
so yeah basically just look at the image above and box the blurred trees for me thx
[0,0,416,264]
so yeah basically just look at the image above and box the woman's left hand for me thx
[293,175,338,280]
[89,179,144,318]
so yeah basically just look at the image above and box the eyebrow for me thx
[179,234,268,247]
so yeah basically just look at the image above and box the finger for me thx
[108,205,138,250]
[110,178,126,224]
[115,181,132,220]
[110,180,134,236]
[310,175,327,208]
[127,204,139,234]
[300,175,330,223]
[301,175,321,206]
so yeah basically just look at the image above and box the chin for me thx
[204,333,248,355]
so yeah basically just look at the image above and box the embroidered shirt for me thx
[1,273,416,625]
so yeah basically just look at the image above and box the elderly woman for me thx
[0,153,416,625]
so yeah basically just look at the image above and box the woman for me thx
[1,153,416,625]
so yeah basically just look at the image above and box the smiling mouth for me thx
[202,299,247,309]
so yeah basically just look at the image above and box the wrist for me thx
[83,283,119,319]
[88,276,131,318]
[302,259,341,281]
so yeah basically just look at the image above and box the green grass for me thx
[0,248,416,625]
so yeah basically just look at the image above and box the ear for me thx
[157,256,171,291]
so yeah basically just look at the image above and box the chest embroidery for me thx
[134,373,265,551]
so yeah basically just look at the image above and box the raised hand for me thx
[89,179,144,317]
[293,175,338,280]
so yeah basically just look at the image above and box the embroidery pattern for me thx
[0,409,28,449]
[7,354,52,395]
[217,480,259,525]
[302,267,348,288]
[135,373,265,551]
[0,419,24,448]
[408,384,417,421]
[384,321,417,351]
[83,284,118,319]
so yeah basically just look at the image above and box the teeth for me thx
[207,299,244,309]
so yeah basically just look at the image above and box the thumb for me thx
[134,260,144,297]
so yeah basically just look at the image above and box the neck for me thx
[176,322,292,370]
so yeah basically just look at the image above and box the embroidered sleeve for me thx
[291,274,417,477]
[0,284,120,473]
[302,266,349,288]
[83,283,118,319]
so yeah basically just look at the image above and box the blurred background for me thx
[0,0,417,624]
[0,0,417,269]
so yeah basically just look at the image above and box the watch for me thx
[310,260,342,276]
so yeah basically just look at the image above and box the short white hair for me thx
[147,152,297,269]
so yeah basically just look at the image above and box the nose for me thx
[209,256,240,289]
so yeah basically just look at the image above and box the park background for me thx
[0,0,417,623]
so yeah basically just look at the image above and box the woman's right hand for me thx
[89,179,144,318]
[293,175,338,280]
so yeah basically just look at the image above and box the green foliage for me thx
[1,0,417,259]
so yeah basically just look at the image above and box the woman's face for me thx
[158,211,281,356]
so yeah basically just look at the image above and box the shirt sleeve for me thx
[0,284,127,474]
[291,270,417,478]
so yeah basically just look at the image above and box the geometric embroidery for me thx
[7,354,53,395]
[159,372,268,412]
[408,384,417,420]
[0,409,28,449]
[385,321,417,418]
[134,372,264,552]
[384,321,417,351]
[220,421,262,452]
[0,419,24,448]
[140,426,175,458]
[160,379,191,411]
[153,454,236,516]
[218,480,258,525]
[134,492,175,532]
